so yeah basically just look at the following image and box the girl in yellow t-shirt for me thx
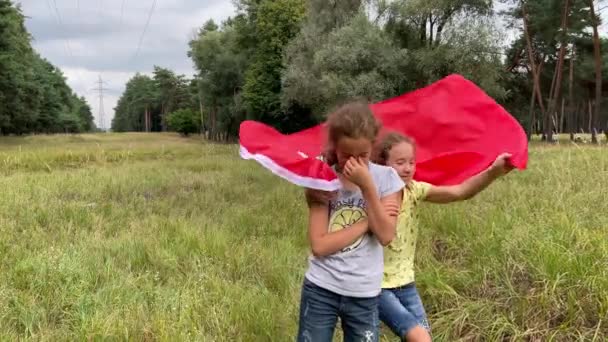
[373,132,514,342]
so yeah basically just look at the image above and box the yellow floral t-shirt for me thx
[382,180,431,289]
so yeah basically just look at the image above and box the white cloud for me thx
[18,0,236,130]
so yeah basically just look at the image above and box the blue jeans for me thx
[297,278,380,342]
[378,283,431,339]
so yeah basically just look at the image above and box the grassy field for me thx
[0,133,606,341]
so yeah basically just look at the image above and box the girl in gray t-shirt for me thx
[297,102,404,342]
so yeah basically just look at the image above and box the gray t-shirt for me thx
[305,162,405,298]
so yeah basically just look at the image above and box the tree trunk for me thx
[435,23,444,45]
[522,3,546,114]
[560,97,565,134]
[578,103,582,135]
[420,17,427,45]
[589,0,602,144]
[544,70,557,140]
[568,105,576,141]
[147,107,152,132]
[144,106,149,132]
[435,10,453,46]
[522,2,548,141]
[506,48,524,72]
[545,0,570,143]
[588,99,593,134]
[160,103,166,132]
[548,58,559,109]
[165,105,172,132]
[429,14,434,45]
[199,93,204,138]
[211,105,217,141]
[527,82,536,140]
[568,50,575,140]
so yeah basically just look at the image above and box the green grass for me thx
[0,133,606,341]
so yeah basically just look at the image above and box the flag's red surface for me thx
[239,74,528,191]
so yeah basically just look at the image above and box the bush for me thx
[167,109,201,136]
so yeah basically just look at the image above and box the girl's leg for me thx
[340,295,380,342]
[378,288,431,342]
[297,278,340,342]
[404,326,431,342]
[393,283,431,333]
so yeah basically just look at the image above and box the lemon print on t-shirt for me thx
[329,206,367,253]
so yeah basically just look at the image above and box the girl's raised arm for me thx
[425,153,514,204]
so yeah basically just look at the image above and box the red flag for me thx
[239,74,528,191]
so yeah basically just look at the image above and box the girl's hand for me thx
[305,188,337,205]
[343,157,373,192]
[489,153,515,177]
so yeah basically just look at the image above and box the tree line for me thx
[0,0,96,135]
[113,0,606,143]
[502,0,607,143]
[111,67,201,134]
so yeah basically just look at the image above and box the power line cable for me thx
[45,0,70,58]
[131,0,157,62]
[120,0,126,27]
[47,0,88,98]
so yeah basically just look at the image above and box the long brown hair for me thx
[322,101,381,166]
[373,131,415,165]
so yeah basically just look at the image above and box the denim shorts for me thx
[378,283,431,339]
[297,278,380,342]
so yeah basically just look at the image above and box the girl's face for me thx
[335,136,373,172]
[386,141,416,183]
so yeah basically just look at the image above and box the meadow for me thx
[0,133,606,341]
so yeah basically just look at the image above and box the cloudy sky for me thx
[18,0,236,130]
[16,1,607,130]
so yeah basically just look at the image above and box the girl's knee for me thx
[404,325,432,342]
